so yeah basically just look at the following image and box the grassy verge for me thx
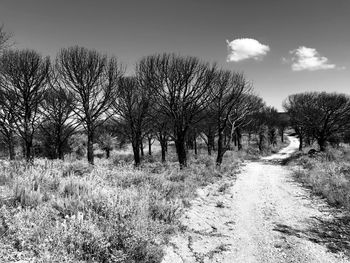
[286,144,350,210]
[0,150,242,263]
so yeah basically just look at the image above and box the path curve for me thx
[162,136,350,263]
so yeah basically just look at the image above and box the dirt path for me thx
[162,137,350,263]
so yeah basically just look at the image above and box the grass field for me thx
[0,135,288,263]
[286,143,350,210]
[0,146,246,263]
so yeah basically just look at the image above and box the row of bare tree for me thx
[0,28,287,167]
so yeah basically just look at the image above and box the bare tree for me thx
[146,132,155,156]
[284,92,350,151]
[112,76,151,166]
[198,108,216,155]
[142,122,155,156]
[137,53,217,168]
[152,113,170,162]
[39,71,78,159]
[144,94,171,162]
[263,106,279,146]
[209,70,255,165]
[56,46,123,164]
[0,49,50,162]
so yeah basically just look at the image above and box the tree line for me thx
[0,28,293,167]
[283,92,350,151]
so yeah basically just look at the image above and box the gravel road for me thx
[162,136,350,263]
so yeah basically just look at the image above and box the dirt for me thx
[162,136,350,263]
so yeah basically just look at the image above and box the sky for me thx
[0,0,349,110]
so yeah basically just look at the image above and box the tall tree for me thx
[112,76,151,166]
[39,72,77,159]
[209,70,255,165]
[152,111,170,162]
[56,46,123,164]
[0,49,50,162]
[137,53,216,168]
[198,108,216,155]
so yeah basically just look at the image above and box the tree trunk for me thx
[22,140,26,158]
[223,132,228,150]
[211,137,215,151]
[194,135,197,155]
[206,129,214,155]
[57,142,64,160]
[318,137,326,151]
[280,128,284,143]
[206,132,212,155]
[87,127,94,165]
[175,133,187,168]
[132,142,141,166]
[25,139,33,163]
[258,126,267,152]
[207,144,212,155]
[140,140,144,157]
[105,148,110,159]
[8,134,15,160]
[299,135,303,151]
[216,130,225,166]
[160,140,166,162]
[236,128,242,151]
[148,137,152,156]
[258,134,263,152]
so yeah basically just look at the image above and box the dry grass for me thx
[290,145,350,210]
[0,135,286,262]
[0,150,241,263]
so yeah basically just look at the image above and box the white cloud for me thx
[226,38,270,62]
[289,46,336,71]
